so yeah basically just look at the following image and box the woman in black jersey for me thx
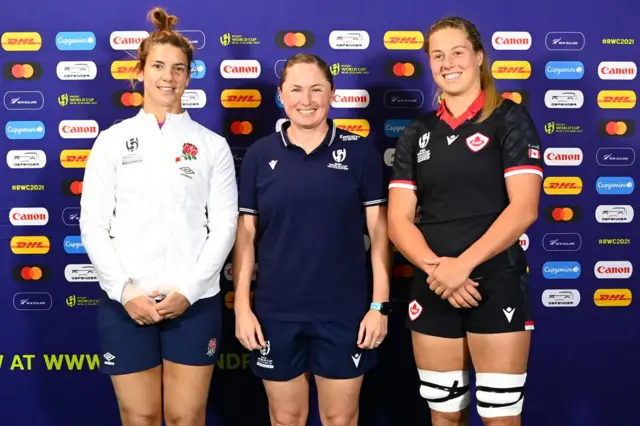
[388,17,543,426]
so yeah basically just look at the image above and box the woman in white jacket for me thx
[79,7,237,426]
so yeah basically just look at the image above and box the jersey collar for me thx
[437,91,486,130]
[279,119,337,148]
[135,109,191,124]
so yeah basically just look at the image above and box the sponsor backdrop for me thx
[1,0,638,425]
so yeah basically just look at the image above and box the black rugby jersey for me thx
[389,92,543,258]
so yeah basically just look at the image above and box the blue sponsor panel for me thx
[596,176,635,194]
[542,261,582,279]
[190,60,207,79]
[55,31,96,50]
[275,91,283,108]
[384,119,412,137]
[545,61,585,79]
[63,236,86,254]
[5,121,45,139]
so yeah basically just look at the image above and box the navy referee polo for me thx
[238,119,387,322]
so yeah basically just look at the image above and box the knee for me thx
[271,408,307,426]
[418,369,471,413]
[320,411,358,426]
[120,409,162,426]
[164,408,205,426]
[476,372,527,421]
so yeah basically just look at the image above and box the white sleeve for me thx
[179,137,239,304]
[79,130,130,303]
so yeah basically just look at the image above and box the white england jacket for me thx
[79,110,238,305]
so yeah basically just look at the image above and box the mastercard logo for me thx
[63,179,83,196]
[3,62,43,80]
[501,91,530,105]
[10,236,50,254]
[220,89,262,108]
[230,121,253,135]
[275,31,315,48]
[385,60,423,78]
[593,289,632,307]
[110,60,138,80]
[334,119,370,137]
[543,177,583,195]
[491,61,532,79]
[60,150,91,168]
[383,31,425,50]
[113,90,144,108]
[598,119,635,137]
[13,264,50,282]
[545,206,582,223]
[597,90,637,109]
[1,32,42,51]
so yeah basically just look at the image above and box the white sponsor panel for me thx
[181,90,207,108]
[542,289,580,307]
[9,207,49,226]
[598,61,637,80]
[331,89,370,108]
[595,205,634,223]
[64,264,98,282]
[544,90,584,108]
[59,120,99,139]
[220,60,261,79]
[594,261,633,279]
[491,31,532,50]
[56,61,97,80]
[544,147,583,166]
[110,31,149,50]
[329,31,370,50]
[6,150,46,169]
[519,233,529,251]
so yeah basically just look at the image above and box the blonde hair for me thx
[425,16,503,123]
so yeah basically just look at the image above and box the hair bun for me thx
[148,7,178,31]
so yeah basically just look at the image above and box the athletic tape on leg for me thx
[476,372,526,418]
[418,370,470,413]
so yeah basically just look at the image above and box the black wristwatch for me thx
[370,302,391,315]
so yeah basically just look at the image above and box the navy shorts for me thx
[97,293,222,375]
[250,318,378,381]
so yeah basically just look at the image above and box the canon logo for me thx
[331,89,370,108]
[220,60,261,79]
[594,261,633,279]
[58,120,99,139]
[544,148,583,166]
[9,207,49,226]
[598,61,637,80]
[110,31,149,50]
[491,32,532,50]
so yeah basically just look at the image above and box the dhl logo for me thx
[333,119,370,137]
[597,90,637,109]
[1,32,42,51]
[60,150,91,168]
[543,177,583,195]
[110,60,138,80]
[220,89,261,108]
[10,236,50,254]
[383,31,424,50]
[594,289,632,307]
[491,61,532,79]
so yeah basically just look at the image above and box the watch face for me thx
[380,302,391,315]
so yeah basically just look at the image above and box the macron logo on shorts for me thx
[503,307,515,323]
[351,353,361,367]
[408,300,423,321]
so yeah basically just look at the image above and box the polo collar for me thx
[279,119,337,148]
[136,109,191,124]
[437,91,485,130]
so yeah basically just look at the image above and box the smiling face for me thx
[278,62,333,130]
[137,43,190,112]
[427,27,483,97]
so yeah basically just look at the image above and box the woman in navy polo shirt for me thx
[233,53,391,426]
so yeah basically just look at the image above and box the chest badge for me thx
[328,149,349,171]
[466,132,490,152]
[176,142,199,163]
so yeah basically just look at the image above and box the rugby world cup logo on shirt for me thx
[594,261,633,279]
[59,120,99,139]
[328,149,348,171]
[542,233,582,251]
[542,261,581,279]
[595,176,634,195]
[596,148,635,166]
[110,31,149,50]
[417,132,430,163]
